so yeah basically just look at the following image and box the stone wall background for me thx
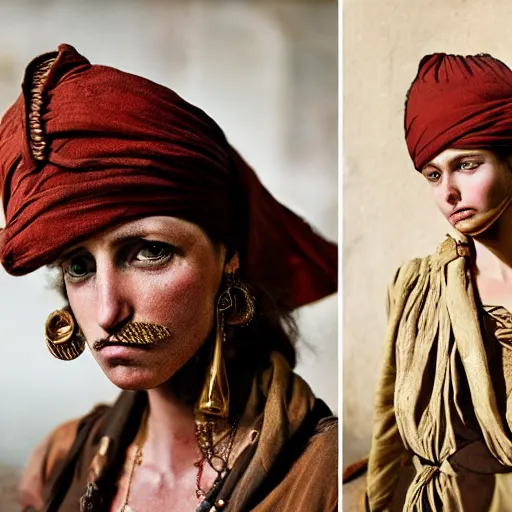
[0,3,337,507]
[343,0,512,466]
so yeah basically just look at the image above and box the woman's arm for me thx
[366,267,409,512]
[18,418,80,510]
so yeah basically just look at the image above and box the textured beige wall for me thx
[343,0,512,465]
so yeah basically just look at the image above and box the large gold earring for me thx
[222,269,256,328]
[194,255,256,487]
[196,255,256,420]
[45,309,85,361]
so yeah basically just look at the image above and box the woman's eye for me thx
[135,242,172,262]
[460,161,479,171]
[63,257,94,279]
[426,171,441,182]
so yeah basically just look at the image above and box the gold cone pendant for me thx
[196,308,229,419]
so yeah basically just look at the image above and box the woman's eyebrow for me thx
[58,233,151,263]
[107,233,149,247]
[424,152,484,173]
[421,163,441,175]
[450,153,483,167]
[53,246,88,266]
[107,228,151,244]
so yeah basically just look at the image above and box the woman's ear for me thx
[223,252,240,274]
[216,244,227,277]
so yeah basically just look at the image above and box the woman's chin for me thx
[454,198,512,236]
[453,212,497,237]
[103,365,168,391]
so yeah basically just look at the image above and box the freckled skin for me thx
[62,216,225,390]
[422,149,512,236]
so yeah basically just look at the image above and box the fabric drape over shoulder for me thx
[0,44,337,309]
[367,236,512,511]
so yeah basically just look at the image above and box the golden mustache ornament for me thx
[93,322,172,350]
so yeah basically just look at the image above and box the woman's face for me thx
[58,216,226,390]
[421,148,512,236]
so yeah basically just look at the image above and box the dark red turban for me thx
[405,52,512,170]
[0,44,337,309]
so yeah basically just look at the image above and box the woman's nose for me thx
[94,264,133,334]
[443,176,461,206]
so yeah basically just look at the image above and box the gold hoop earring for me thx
[222,269,256,327]
[45,309,85,360]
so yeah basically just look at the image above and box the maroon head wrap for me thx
[0,44,337,309]
[405,52,512,170]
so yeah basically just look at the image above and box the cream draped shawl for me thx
[367,235,512,511]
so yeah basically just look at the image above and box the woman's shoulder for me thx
[256,416,338,511]
[391,234,468,284]
[290,416,338,508]
[18,402,111,510]
[308,416,338,472]
[312,415,338,446]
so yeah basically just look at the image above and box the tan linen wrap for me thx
[367,235,512,511]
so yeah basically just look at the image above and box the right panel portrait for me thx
[343,1,512,510]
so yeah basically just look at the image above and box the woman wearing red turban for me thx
[345,53,512,511]
[0,45,338,511]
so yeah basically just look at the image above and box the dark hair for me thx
[491,147,512,166]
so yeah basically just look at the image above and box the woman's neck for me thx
[137,341,258,477]
[143,385,199,474]
[473,204,512,282]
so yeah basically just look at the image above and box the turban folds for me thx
[405,53,512,170]
[0,44,337,309]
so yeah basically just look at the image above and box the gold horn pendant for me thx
[196,306,229,419]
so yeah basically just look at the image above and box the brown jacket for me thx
[20,352,338,511]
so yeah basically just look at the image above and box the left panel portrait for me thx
[0,1,338,510]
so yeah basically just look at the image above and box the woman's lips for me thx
[100,344,152,361]
[97,341,154,352]
[450,208,476,224]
